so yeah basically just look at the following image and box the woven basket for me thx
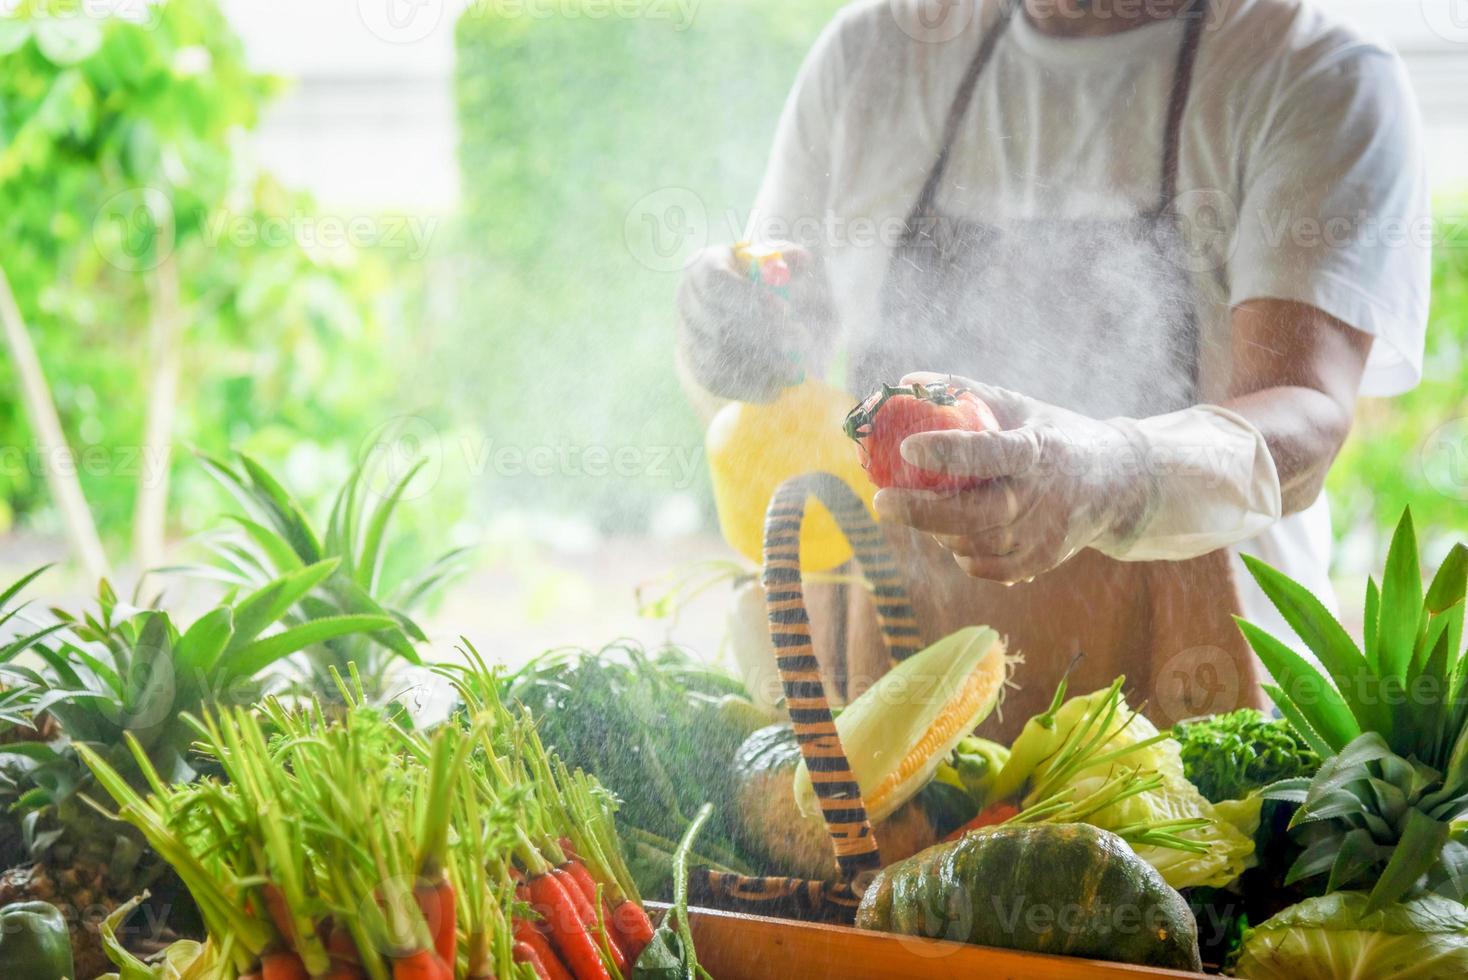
[691,472,923,923]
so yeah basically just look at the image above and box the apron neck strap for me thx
[907,0,1018,224]
[906,0,1208,227]
[1158,0,1207,211]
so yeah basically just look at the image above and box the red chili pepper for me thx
[943,801,1022,842]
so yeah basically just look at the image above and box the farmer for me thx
[675,0,1428,734]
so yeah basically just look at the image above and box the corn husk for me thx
[793,626,1007,823]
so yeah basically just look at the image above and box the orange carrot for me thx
[560,862,598,906]
[414,875,458,968]
[551,866,625,973]
[261,950,310,980]
[528,871,610,980]
[609,900,655,962]
[324,967,367,980]
[559,862,630,968]
[514,939,551,979]
[327,921,361,965]
[943,801,1020,843]
[261,884,300,951]
[515,918,573,980]
[392,949,451,980]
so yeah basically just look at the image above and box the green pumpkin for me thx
[730,724,937,880]
[857,823,1202,972]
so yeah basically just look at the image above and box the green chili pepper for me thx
[0,901,74,980]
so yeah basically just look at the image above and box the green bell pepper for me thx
[0,900,75,980]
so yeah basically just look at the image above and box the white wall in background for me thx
[219,0,471,211]
[220,0,1468,210]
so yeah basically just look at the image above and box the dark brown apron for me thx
[811,0,1262,736]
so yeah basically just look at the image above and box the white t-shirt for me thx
[748,0,1430,643]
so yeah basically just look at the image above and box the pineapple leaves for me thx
[0,563,54,610]
[1237,619,1361,752]
[1425,543,1468,615]
[219,614,395,682]
[1261,682,1332,759]
[1368,808,1451,913]
[223,515,306,574]
[225,558,341,656]
[1327,827,1391,893]
[1377,509,1424,689]
[198,453,454,699]
[238,454,324,565]
[1363,576,1380,670]
[1240,552,1383,734]
[1428,837,1468,902]
[356,457,427,594]
[175,607,235,676]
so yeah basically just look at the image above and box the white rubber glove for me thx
[675,242,835,402]
[875,373,1282,583]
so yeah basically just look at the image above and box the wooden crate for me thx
[674,905,1212,980]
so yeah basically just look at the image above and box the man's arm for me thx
[1225,299,1374,516]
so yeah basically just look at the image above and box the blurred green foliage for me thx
[0,2,454,567]
[1328,219,1468,567]
[452,0,846,530]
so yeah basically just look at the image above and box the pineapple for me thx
[198,452,467,702]
[1240,509,1468,912]
[0,568,392,977]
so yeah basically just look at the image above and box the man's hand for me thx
[874,371,1152,584]
[675,242,835,403]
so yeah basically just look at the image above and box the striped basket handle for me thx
[761,471,921,886]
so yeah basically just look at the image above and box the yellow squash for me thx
[706,378,877,572]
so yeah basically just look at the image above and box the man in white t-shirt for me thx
[676,0,1429,734]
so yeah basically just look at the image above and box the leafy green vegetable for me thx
[1233,891,1468,980]
[495,643,763,896]
[1174,708,1321,804]
[993,680,1257,889]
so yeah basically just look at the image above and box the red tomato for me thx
[843,381,999,491]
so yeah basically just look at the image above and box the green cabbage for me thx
[1234,892,1468,980]
[1006,686,1257,889]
